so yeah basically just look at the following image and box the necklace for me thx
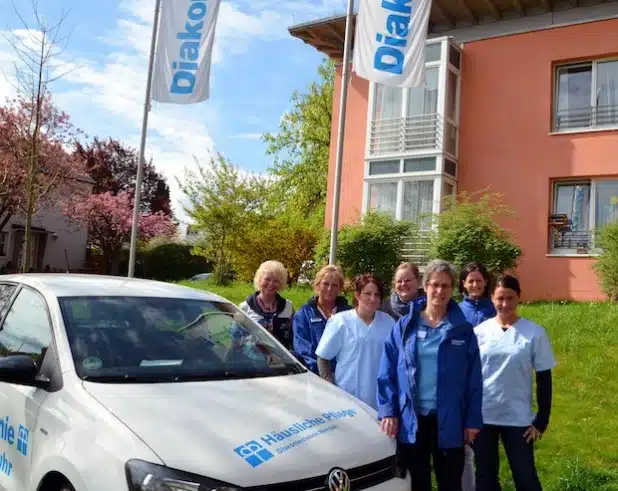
[258,295,277,312]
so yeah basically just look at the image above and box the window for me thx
[366,177,435,231]
[550,179,618,253]
[368,182,398,219]
[403,181,434,229]
[58,296,301,381]
[554,60,618,131]
[404,157,436,172]
[0,287,51,363]
[0,284,16,318]
[0,233,7,257]
[369,160,399,176]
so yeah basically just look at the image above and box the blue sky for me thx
[0,0,346,223]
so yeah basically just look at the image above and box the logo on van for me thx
[234,409,357,468]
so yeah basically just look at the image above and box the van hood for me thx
[84,372,396,486]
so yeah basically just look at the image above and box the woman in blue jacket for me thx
[458,262,496,491]
[459,262,496,328]
[292,265,351,373]
[377,259,483,491]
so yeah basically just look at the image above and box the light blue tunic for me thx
[474,317,556,427]
[315,309,395,410]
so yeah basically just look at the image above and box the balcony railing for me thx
[550,229,599,252]
[554,104,618,131]
[369,114,457,156]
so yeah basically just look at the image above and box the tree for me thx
[593,223,618,301]
[0,112,27,230]
[429,190,522,275]
[75,137,172,215]
[64,191,176,275]
[232,213,319,283]
[0,95,84,270]
[2,2,78,271]
[262,59,334,226]
[179,153,270,284]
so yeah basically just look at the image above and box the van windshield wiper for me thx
[82,374,178,383]
[82,364,303,383]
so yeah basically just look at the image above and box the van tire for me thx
[59,485,75,491]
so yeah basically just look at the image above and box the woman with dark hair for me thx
[315,273,395,410]
[459,262,496,328]
[381,262,425,320]
[473,275,556,491]
[458,262,496,491]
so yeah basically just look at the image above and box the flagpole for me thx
[328,0,354,265]
[128,0,162,278]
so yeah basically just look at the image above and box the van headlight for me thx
[126,459,241,491]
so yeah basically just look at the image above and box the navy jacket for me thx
[376,298,483,448]
[292,296,351,374]
[459,296,496,327]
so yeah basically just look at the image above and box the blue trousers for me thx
[473,424,542,491]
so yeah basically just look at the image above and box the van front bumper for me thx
[367,474,411,491]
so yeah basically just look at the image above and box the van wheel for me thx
[59,485,75,491]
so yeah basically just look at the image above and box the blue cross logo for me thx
[17,425,29,456]
[234,440,274,468]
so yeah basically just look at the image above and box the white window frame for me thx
[549,178,618,255]
[444,38,462,159]
[553,57,618,132]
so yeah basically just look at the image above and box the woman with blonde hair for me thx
[381,262,424,320]
[238,260,295,348]
[293,265,351,373]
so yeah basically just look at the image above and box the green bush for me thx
[316,212,415,288]
[593,222,618,301]
[140,241,213,281]
[429,191,522,275]
[230,214,319,284]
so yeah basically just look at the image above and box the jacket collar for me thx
[246,292,287,316]
[308,295,349,313]
[461,295,494,310]
[402,297,469,338]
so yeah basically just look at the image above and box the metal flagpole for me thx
[328,0,354,265]
[128,0,163,278]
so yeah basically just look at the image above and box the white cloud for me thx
[230,132,263,140]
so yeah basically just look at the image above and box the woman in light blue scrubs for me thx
[473,275,556,491]
[315,273,395,410]
[458,261,496,491]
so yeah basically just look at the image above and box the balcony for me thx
[554,105,618,132]
[550,229,599,254]
[369,114,458,157]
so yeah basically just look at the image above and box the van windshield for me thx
[58,296,304,382]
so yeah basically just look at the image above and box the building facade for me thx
[0,179,93,273]
[289,0,618,301]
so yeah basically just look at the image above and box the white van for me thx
[0,275,409,491]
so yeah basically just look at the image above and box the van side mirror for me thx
[0,355,42,387]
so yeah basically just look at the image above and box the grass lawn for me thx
[180,279,618,491]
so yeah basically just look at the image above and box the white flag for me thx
[152,0,221,104]
[353,0,432,88]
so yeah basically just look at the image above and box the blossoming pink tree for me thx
[65,191,176,275]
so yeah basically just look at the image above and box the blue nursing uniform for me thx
[315,309,395,410]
